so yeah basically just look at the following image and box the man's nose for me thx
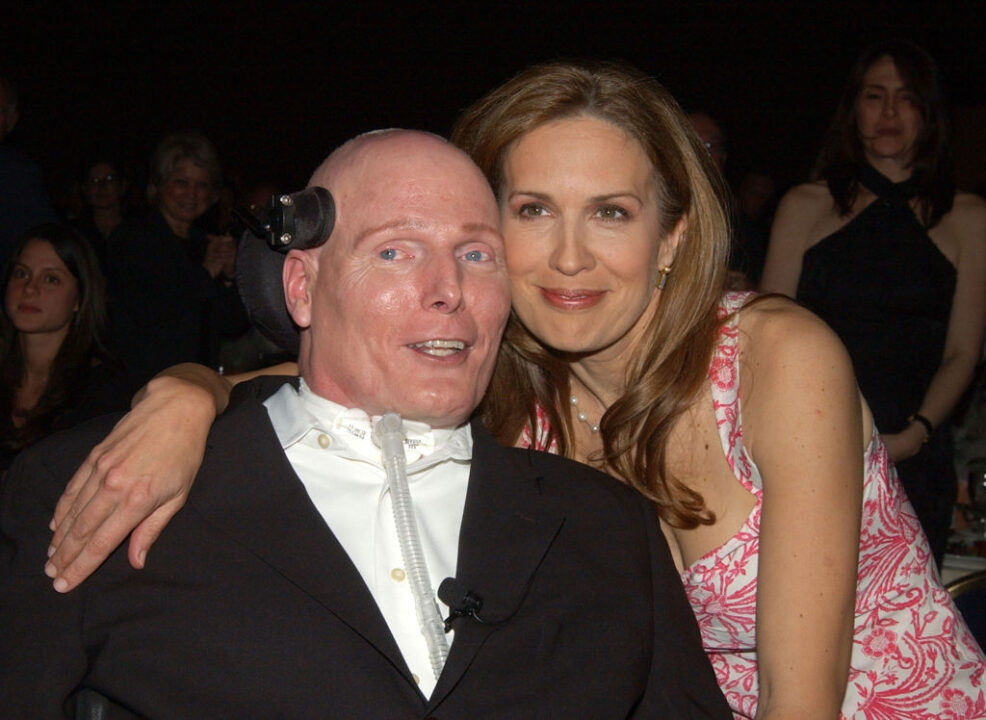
[423,255,464,313]
[549,220,595,276]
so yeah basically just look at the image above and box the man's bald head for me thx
[282,129,510,427]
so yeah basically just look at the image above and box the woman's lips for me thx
[15,304,42,314]
[539,287,605,310]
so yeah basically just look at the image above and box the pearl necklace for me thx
[569,394,600,434]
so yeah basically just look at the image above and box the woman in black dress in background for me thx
[762,40,986,567]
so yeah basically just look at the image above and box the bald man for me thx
[0,131,729,718]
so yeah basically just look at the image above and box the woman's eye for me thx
[517,203,547,218]
[44,274,61,284]
[12,268,28,279]
[597,205,629,221]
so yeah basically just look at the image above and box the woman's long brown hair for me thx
[453,61,731,528]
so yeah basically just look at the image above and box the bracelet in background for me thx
[907,413,933,442]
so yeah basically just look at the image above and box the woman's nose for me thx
[549,222,595,276]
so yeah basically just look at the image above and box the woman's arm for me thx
[881,195,986,461]
[46,361,298,592]
[759,184,827,297]
[741,301,863,719]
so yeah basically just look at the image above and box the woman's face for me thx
[499,115,679,358]
[856,56,922,165]
[157,158,215,229]
[5,239,80,337]
[83,162,123,211]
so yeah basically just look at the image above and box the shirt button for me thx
[390,568,406,582]
[317,433,331,449]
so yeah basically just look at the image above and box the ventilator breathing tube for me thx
[373,413,449,681]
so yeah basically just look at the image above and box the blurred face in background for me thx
[5,239,79,340]
[856,55,922,166]
[157,159,216,235]
[83,162,124,211]
[688,112,727,172]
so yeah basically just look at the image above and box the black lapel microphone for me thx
[438,577,485,632]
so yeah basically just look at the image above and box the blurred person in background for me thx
[106,131,247,388]
[0,223,127,472]
[0,72,55,266]
[762,40,986,568]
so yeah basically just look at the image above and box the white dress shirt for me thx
[264,380,471,697]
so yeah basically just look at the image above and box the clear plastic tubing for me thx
[373,412,449,681]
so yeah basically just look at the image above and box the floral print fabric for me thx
[682,292,985,719]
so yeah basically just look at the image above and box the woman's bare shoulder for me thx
[946,191,986,229]
[932,192,986,263]
[770,182,841,253]
[777,180,833,213]
[737,296,849,373]
[736,296,867,445]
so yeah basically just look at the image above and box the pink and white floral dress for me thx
[682,292,986,719]
[524,292,985,718]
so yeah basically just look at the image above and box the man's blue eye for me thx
[464,250,487,262]
[379,248,397,260]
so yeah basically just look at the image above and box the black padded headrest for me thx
[233,187,335,355]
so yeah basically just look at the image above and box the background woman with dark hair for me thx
[762,40,986,567]
[0,223,127,471]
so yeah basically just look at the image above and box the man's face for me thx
[288,132,510,428]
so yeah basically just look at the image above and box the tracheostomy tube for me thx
[373,412,449,681]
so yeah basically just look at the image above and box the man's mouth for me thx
[409,339,466,357]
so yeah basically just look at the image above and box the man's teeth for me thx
[410,340,465,356]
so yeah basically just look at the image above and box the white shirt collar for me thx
[264,378,472,469]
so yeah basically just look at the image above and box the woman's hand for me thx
[880,424,927,463]
[46,373,223,592]
[203,233,236,279]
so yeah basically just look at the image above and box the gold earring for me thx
[657,265,672,290]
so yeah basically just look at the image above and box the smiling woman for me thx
[500,116,673,359]
[105,131,248,386]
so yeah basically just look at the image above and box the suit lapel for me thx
[189,394,413,683]
[429,419,565,705]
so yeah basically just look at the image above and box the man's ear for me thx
[283,249,315,330]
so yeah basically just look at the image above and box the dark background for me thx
[4,1,985,196]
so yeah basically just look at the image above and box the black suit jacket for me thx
[0,381,729,719]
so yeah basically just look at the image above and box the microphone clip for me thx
[438,578,485,632]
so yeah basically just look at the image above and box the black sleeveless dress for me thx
[797,164,957,566]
